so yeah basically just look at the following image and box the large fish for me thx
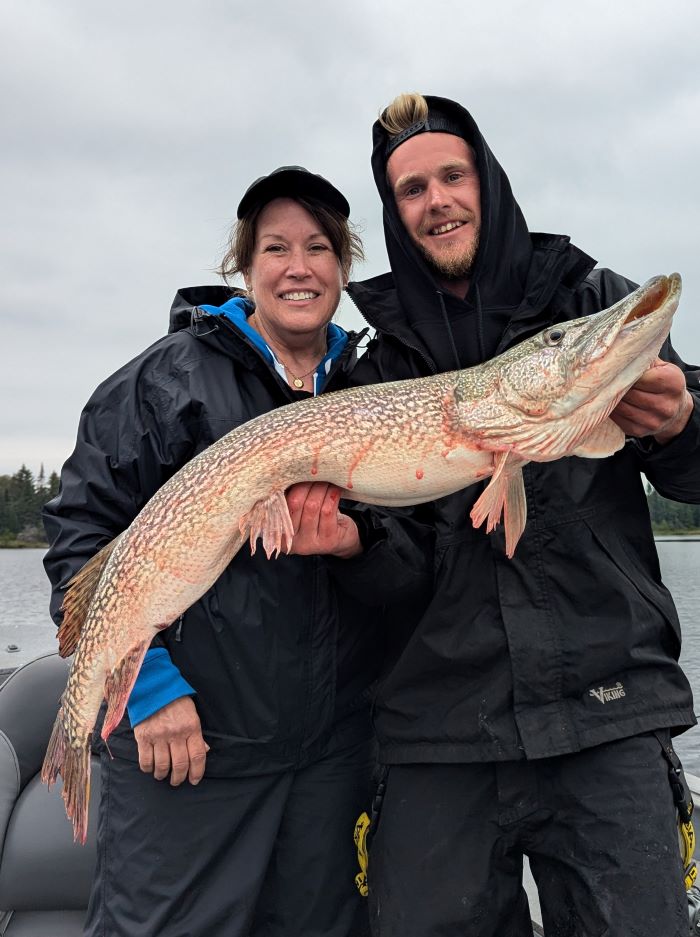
[43,273,681,842]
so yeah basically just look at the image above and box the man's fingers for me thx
[628,359,679,395]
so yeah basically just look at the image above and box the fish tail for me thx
[41,712,92,844]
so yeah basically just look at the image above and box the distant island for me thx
[1,464,698,548]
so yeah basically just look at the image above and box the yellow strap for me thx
[353,808,698,893]
[680,818,695,868]
[354,811,371,897]
[679,817,698,891]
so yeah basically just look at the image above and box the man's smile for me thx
[428,220,465,236]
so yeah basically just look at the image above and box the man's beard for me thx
[416,225,480,282]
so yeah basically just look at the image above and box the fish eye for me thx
[545,328,565,346]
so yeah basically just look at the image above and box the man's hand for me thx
[611,359,694,445]
[285,482,362,559]
[133,696,209,786]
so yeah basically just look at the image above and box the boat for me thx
[1,654,698,935]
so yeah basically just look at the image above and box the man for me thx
[346,93,700,937]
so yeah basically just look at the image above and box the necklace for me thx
[278,361,318,389]
[248,312,325,389]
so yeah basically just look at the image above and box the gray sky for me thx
[2,0,699,477]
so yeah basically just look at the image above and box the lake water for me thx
[1,543,699,770]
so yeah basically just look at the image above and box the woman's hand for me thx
[285,482,362,558]
[133,696,209,786]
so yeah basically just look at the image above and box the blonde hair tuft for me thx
[378,93,429,137]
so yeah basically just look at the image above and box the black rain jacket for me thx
[346,96,700,764]
[42,287,431,776]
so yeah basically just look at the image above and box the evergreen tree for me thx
[9,466,36,531]
[47,471,60,499]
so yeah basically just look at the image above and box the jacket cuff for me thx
[127,648,196,728]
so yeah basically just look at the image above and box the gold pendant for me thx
[293,378,304,388]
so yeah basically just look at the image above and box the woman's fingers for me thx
[133,696,208,784]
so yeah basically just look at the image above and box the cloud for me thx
[1,0,698,476]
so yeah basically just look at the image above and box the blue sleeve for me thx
[126,648,196,728]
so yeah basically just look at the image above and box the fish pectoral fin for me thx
[102,639,152,741]
[239,489,295,559]
[58,536,121,657]
[570,419,625,458]
[479,419,580,460]
[470,453,528,558]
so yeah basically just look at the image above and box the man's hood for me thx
[360,96,595,372]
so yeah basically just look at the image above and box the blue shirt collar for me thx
[198,296,349,394]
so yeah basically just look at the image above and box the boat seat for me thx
[0,652,99,936]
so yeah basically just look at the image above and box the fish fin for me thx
[59,537,121,657]
[476,418,581,460]
[239,489,295,559]
[471,453,528,557]
[570,419,625,458]
[474,400,621,462]
[503,468,528,558]
[102,639,152,740]
[41,711,92,844]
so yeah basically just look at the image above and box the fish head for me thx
[494,273,681,421]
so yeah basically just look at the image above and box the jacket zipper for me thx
[344,288,437,375]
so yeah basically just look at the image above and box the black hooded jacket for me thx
[42,287,431,776]
[347,97,700,763]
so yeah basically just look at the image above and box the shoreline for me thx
[1,532,700,550]
[0,542,47,550]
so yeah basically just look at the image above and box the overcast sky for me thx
[2,0,699,478]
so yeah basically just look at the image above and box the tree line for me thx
[0,465,698,547]
[646,487,700,534]
[0,465,60,546]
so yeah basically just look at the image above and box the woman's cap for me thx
[236,166,350,219]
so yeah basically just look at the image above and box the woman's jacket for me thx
[43,287,431,775]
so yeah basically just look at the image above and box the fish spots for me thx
[347,438,376,490]
[309,445,322,478]
[415,469,424,480]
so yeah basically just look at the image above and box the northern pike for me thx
[43,273,681,842]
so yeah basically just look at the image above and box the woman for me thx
[42,167,429,937]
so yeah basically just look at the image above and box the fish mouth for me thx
[573,273,681,362]
[621,275,677,327]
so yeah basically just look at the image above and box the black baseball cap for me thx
[236,166,350,219]
[385,108,466,157]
